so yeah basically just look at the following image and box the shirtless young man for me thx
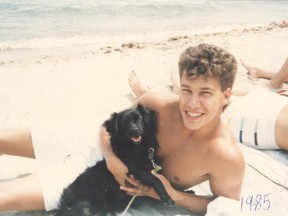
[170,57,288,151]
[100,43,245,215]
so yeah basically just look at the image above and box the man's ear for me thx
[223,88,232,106]
[137,103,158,133]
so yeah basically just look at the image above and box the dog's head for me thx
[103,104,157,147]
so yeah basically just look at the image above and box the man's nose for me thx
[187,95,200,107]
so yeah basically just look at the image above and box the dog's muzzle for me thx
[131,135,142,144]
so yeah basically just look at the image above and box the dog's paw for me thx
[164,198,175,207]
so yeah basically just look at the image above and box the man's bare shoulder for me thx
[213,139,243,165]
[207,125,245,199]
[137,91,178,110]
[204,124,244,176]
[208,124,244,172]
[208,124,245,178]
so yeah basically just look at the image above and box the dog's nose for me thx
[133,127,142,135]
[133,128,140,135]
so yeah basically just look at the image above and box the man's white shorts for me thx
[31,115,109,211]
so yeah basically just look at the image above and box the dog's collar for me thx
[148,148,162,173]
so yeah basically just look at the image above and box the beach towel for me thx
[206,144,288,216]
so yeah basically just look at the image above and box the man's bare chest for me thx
[157,133,210,190]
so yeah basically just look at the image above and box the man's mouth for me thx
[186,111,203,118]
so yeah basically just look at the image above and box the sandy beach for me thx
[1,23,287,128]
[0,23,288,215]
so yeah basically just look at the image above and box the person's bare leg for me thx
[170,70,181,94]
[269,57,288,89]
[128,70,150,98]
[275,104,288,151]
[231,87,250,96]
[0,127,35,158]
[241,58,288,89]
[0,173,45,211]
[0,128,45,211]
[240,59,276,80]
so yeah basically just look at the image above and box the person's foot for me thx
[128,70,149,98]
[268,79,285,90]
[267,83,283,91]
[170,70,181,94]
[240,59,260,81]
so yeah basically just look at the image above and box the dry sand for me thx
[1,23,287,128]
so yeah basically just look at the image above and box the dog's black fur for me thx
[55,104,174,216]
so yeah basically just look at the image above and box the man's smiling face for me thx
[178,74,230,131]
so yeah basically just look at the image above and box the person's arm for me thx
[122,171,213,215]
[121,143,245,215]
[208,143,245,201]
[99,91,166,185]
[151,171,214,215]
[99,126,128,186]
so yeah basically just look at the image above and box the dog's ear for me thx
[103,112,119,136]
[137,104,157,131]
[136,104,149,121]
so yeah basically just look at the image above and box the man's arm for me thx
[169,189,213,215]
[99,91,169,185]
[154,172,214,215]
[122,171,214,216]
[122,141,244,215]
[208,141,245,201]
[99,126,128,185]
[174,141,245,215]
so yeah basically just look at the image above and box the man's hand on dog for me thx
[120,170,176,200]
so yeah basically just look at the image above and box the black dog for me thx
[55,104,174,216]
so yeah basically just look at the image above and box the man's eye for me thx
[201,91,212,95]
[181,89,190,93]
